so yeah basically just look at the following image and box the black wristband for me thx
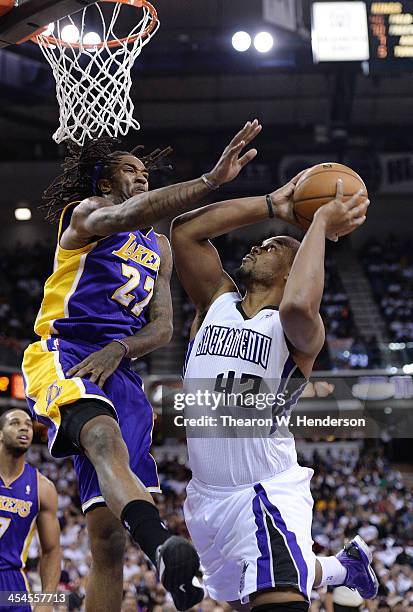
[266,194,274,218]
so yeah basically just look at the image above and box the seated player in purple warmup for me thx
[22,121,261,611]
[0,408,61,612]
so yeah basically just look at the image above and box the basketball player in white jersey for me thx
[171,128,378,612]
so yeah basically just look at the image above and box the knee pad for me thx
[60,399,116,453]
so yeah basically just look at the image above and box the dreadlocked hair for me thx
[39,136,173,223]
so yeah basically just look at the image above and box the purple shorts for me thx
[0,569,31,612]
[23,338,160,513]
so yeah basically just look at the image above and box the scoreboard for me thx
[311,0,413,68]
[368,1,413,63]
[0,371,25,402]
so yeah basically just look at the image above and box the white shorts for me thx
[184,463,316,604]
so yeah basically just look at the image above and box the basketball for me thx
[293,162,368,229]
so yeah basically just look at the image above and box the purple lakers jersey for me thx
[0,463,39,570]
[35,203,161,344]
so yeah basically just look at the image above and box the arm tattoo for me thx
[125,179,210,228]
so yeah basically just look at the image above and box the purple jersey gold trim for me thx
[35,202,160,345]
[0,463,39,570]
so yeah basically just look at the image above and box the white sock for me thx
[317,555,347,587]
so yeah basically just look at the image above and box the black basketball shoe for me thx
[156,536,204,611]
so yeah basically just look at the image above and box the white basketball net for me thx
[36,2,159,146]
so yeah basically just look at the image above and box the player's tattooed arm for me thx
[66,236,173,386]
[70,120,261,239]
[35,475,61,609]
[279,180,368,374]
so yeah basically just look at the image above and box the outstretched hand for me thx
[207,119,262,186]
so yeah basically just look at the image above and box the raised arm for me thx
[68,120,262,241]
[171,171,305,312]
[34,474,61,611]
[279,180,369,373]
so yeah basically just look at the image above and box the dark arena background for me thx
[0,0,413,610]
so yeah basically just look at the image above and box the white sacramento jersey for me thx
[183,292,307,487]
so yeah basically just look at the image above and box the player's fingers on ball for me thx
[353,215,367,226]
[340,216,365,236]
[335,178,344,200]
[346,189,366,208]
[291,169,308,184]
[350,202,368,218]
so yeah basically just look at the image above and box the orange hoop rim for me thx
[30,0,158,49]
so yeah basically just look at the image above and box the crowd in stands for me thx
[362,236,413,343]
[0,243,51,366]
[23,441,412,611]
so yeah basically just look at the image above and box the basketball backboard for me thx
[0,0,97,47]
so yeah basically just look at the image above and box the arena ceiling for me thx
[0,0,413,160]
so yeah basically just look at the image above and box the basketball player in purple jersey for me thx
[22,120,261,611]
[0,408,60,612]
[172,171,378,610]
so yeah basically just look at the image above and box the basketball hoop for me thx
[31,0,159,146]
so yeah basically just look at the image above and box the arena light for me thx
[389,342,406,350]
[14,207,31,221]
[43,22,55,36]
[232,31,251,52]
[403,363,413,374]
[61,24,80,44]
[82,31,102,46]
[253,31,274,53]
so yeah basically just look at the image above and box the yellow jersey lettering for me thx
[112,233,137,261]
[0,496,32,517]
[113,235,160,271]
